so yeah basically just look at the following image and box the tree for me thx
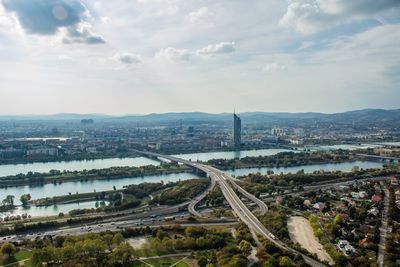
[3,195,15,206]
[279,256,293,267]
[103,234,114,251]
[197,256,208,267]
[108,242,135,266]
[256,247,268,262]
[20,194,31,206]
[333,214,342,225]
[1,243,16,258]
[112,233,124,246]
[238,240,252,256]
[228,254,247,267]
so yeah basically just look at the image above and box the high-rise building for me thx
[233,113,241,148]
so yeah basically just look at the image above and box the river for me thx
[0,157,160,177]
[0,149,291,177]
[0,147,387,218]
[1,201,106,219]
[0,160,385,218]
[0,146,389,177]
[225,160,384,177]
[0,172,199,218]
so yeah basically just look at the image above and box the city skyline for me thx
[0,0,400,115]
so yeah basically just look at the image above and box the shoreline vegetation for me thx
[0,144,286,165]
[235,166,398,195]
[0,162,192,187]
[0,150,387,188]
[0,179,210,231]
[207,150,373,170]
[0,143,296,165]
[0,139,393,166]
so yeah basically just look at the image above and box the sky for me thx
[0,0,399,115]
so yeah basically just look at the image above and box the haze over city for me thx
[1,0,399,115]
[0,1,400,267]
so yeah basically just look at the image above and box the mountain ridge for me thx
[0,109,399,126]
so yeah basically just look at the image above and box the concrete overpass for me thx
[137,150,327,267]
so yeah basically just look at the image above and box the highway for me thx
[1,219,238,244]
[187,172,216,217]
[228,175,268,215]
[137,151,327,267]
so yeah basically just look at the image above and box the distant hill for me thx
[0,109,399,126]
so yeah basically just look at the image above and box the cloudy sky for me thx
[0,0,399,115]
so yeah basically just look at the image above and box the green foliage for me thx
[278,256,293,267]
[235,222,255,246]
[20,193,31,205]
[0,162,191,187]
[260,205,289,239]
[209,151,353,170]
[155,179,209,205]
[216,245,248,267]
[238,240,252,256]
[31,232,135,267]
[0,243,16,257]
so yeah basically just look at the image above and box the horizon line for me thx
[0,107,399,118]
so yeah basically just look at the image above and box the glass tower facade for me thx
[233,113,241,148]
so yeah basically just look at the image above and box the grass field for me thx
[132,257,190,267]
[0,250,32,267]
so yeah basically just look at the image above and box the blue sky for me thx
[0,0,399,115]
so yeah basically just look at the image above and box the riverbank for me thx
[207,150,366,171]
[0,163,192,187]
[32,189,120,206]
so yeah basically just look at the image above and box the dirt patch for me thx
[183,257,199,267]
[287,216,334,265]
[126,237,149,249]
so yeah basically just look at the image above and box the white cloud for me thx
[155,47,191,61]
[280,0,400,34]
[62,23,105,44]
[0,5,13,29]
[2,0,105,44]
[114,52,142,65]
[310,24,400,63]
[196,42,236,55]
[187,7,210,23]
[0,1,399,114]
[263,63,287,72]
[155,5,179,16]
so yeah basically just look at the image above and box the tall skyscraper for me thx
[233,113,241,149]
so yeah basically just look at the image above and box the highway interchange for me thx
[2,150,395,266]
[138,151,328,267]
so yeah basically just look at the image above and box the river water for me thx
[226,160,384,177]
[0,149,290,177]
[0,147,387,218]
[0,157,160,177]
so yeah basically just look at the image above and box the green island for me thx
[0,162,191,187]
